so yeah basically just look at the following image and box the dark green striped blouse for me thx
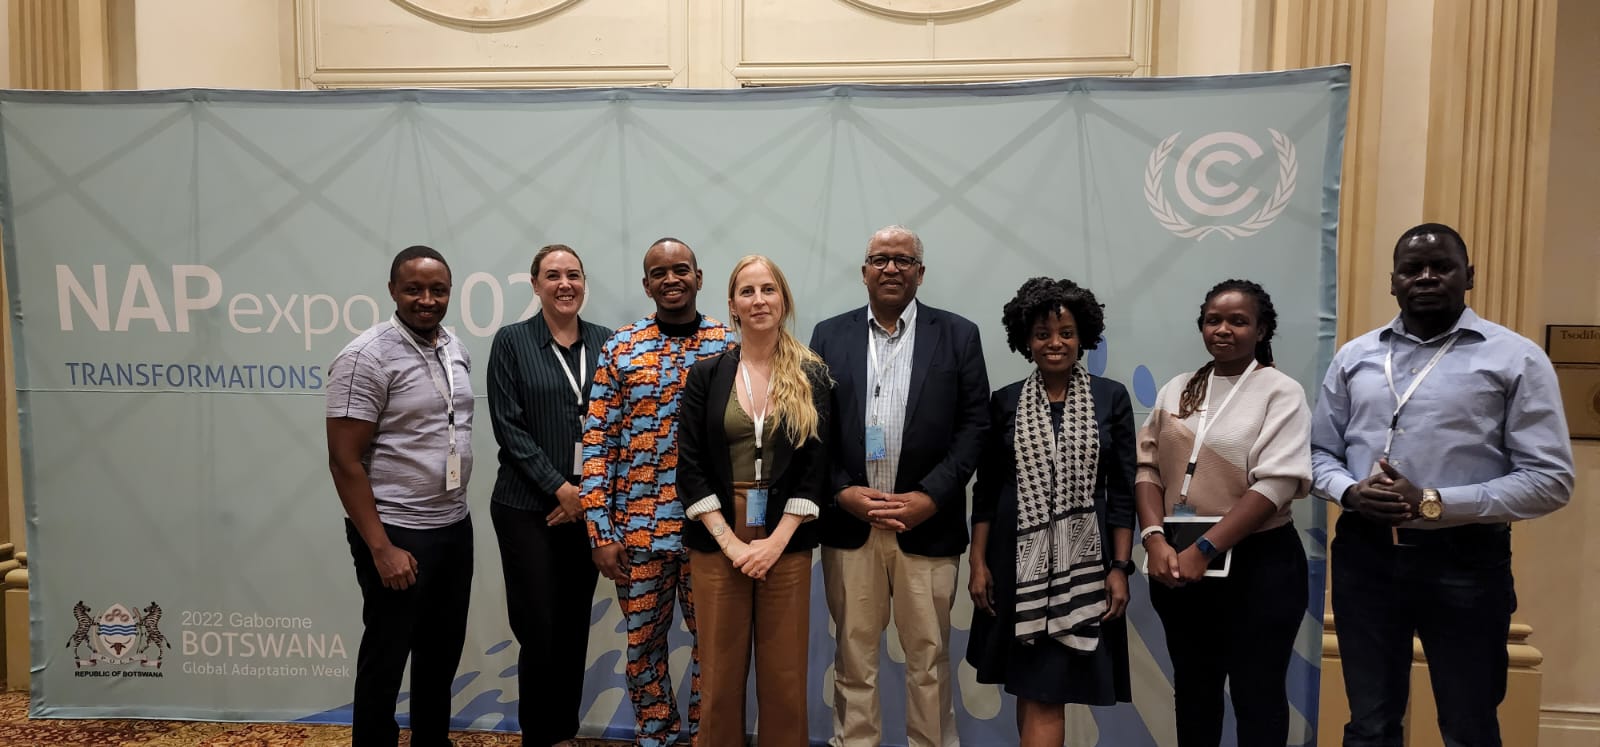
[486,312,613,512]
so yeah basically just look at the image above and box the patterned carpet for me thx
[0,689,625,746]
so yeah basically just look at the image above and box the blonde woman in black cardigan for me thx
[677,255,831,747]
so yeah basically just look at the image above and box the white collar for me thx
[868,299,919,337]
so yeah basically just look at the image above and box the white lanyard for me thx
[867,325,908,400]
[739,360,773,481]
[551,342,587,425]
[391,316,457,455]
[1382,331,1460,458]
[1179,359,1258,502]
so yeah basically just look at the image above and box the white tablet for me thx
[1143,515,1232,578]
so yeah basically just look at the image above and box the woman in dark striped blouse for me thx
[486,244,612,747]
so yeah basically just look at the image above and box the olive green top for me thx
[724,379,778,484]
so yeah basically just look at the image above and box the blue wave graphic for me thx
[97,625,138,635]
[292,363,1331,746]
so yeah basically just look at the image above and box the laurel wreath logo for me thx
[1144,129,1298,240]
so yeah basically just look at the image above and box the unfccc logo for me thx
[1144,130,1298,240]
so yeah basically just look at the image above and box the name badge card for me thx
[745,488,768,527]
[446,450,462,491]
[865,425,888,461]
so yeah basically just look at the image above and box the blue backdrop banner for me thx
[3,67,1346,746]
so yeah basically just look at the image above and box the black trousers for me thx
[491,501,601,745]
[346,516,474,747]
[1149,523,1309,747]
[1331,513,1515,747]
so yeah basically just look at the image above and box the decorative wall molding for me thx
[296,0,685,88]
[391,0,583,30]
[726,0,1152,86]
[303,64,677,88]
[837,0,1020,21]
[298,0,1150,90]
[1540,706,1600,747]
[730,58,1140,86]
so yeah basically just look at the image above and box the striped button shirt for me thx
[580,314,734,551]
[487,313,614,512]
[865,300,918,494]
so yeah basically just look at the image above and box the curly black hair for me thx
[1177,278,1278,418]
[1001,276,1106,361]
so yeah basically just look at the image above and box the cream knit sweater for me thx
[1135,365,1313,531]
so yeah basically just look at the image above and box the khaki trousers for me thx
[822,528,960,747]
[690,484,812,747]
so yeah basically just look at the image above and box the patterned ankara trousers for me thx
[616,547,702,747]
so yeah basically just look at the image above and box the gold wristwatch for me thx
[1419,488,1443,521]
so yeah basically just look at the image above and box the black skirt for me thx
[964,482,1132,706]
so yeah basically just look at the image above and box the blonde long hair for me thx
[727,255,824,444]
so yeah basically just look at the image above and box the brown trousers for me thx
[689,484,813,747]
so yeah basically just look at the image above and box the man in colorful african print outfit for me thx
[581,237,733,747]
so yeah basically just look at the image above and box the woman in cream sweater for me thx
[1135,279,1312,747]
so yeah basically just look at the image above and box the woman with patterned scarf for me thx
[966,277,1137,746]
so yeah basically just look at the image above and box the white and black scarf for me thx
[1012,365,1107,651]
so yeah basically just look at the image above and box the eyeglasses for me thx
[865,254,921,271]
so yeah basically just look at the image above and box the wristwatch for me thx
[1109,559,1135,576]
[1419,488,1443,521]
[1195,536,1220,560]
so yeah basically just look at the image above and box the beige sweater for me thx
[1135,365,1312,531]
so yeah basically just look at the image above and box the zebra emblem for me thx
[66,601,94,663]
[67,600,170,669]
[136,602,171,666]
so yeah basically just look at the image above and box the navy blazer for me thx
[965,374,1137,706]
[808,303,990,558]
[676,349,831,555]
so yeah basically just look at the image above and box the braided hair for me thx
[1176,279,1278,418]
[1001,277,1105,360]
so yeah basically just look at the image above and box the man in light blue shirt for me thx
[1310,223,1574,747]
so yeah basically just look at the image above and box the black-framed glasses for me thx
[866,254,921,271]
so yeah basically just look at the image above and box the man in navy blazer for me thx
[808,225,989,747]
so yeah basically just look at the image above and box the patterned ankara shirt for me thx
[580,313,734,551]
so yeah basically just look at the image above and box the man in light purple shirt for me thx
[1310,223,1573,747]
[327,244,474,747]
